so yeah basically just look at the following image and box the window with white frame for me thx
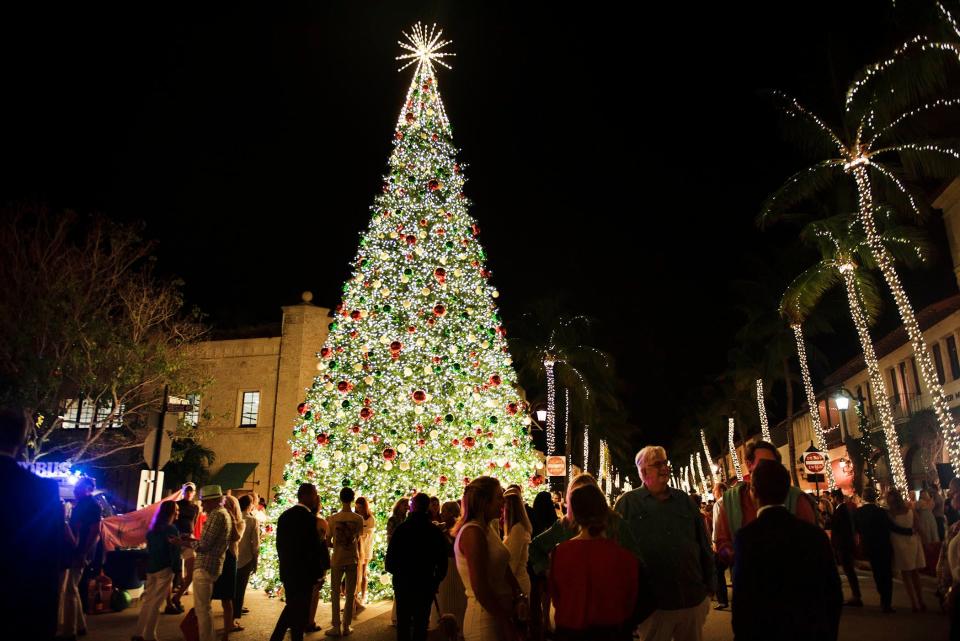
[240,391,260,427]
[60,397,123,429]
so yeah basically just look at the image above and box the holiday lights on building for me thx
[729,417,744,482]
[254,24,540,599]
[790,323,837,490]
[756,379,771,442]
[583,425,590,475]
[695,451,708,495]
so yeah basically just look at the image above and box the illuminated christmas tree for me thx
[256,24,542,599]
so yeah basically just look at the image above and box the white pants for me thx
[135,568,174,640]
[193,568,217,641]
[58,566,87,636]
[637,597,710,641]
[330,564,358,630]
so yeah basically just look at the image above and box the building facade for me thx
[188,294,330,500]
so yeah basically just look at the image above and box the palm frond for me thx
[779,263,841,325]
[758,161,845,227]
[769,91,846,157]
[874,143,960,180]
[867,161,924,218]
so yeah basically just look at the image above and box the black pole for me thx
[150,384,168,503]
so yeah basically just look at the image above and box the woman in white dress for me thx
[354,496,375,609]
[455,477,525,641]
[502,489,532,600]
[886,489,927,612]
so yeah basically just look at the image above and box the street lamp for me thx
[536,409,547,422]
[833,386,875,492]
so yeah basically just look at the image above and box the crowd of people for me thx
[6,396,960,641]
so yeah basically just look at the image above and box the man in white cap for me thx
[193,485,231,641]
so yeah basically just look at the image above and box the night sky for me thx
[4,2,957,451]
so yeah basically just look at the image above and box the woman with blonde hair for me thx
[503,489,532,600]
[354,496,375,609]
[213,494,245,639]
[455,477,524,641]
[887,488,927,612]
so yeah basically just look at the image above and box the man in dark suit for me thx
[854,486,913,613]
[0,405,63,641]
[830,489,862,607]
[386,492,448,641]
[731,460,842,641]
[270,483,324,641]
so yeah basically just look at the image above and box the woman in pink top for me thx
[549,484,638,641]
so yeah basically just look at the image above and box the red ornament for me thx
[412,390,427,403]
[475,428,483,435]
[350,424,361,434]
[405,234,417,245]
[433,304,447,317]
[297,402,309,415]
[462,476,471,486]
[382,447,397,461]
[265,524,273,533]
[416,424,424,433]
[359,407,374,420]
[407,325,417,333]
[417,438,425,446]
[395,131,403,140]
[471,223,481,237]
[320,347,333,359]
[428,179,441,191]
[451,438,460,446]
[350,310,361,320]
[363,397,372,406]
[503,462,511,469]
[390,341,403,354]
[432,356,442,364]
[439,475,448,484]
[485,431,494,438]
[488,462,497,469]
[512,438,519,446]
[496,326,507,337]
[405,112,415,124]
[372,435,381,444]
[431,133,439,142]
[530,475,544,487]
[489,375,502,387]
[463,436,476,449]
[506,402,519,415]
[434,267,446,283]
[316,433,329,445]
[337,381,352,393]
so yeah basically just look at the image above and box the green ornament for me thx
[304,452,313,463]
[445,414,454,423]
[489,416,498,424]
[486,443,494,450]
[329,322,339,331]
[321,401,330,409]
[433,366,442,375]
[452,363,461,371]
[303,411,312,420]
[445,241,454,249]
[456,402,465,410]
[383,304,392,312]
[404,268,413,276]
[390,428,398,435]
[342,400,351,409]
[329,361,339,370]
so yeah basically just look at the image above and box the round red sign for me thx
[803,451,826,475]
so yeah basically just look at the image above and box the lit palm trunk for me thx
[790,323,837,489]
[838,261,908,490]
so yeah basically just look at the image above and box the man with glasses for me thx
[614,446,714,641]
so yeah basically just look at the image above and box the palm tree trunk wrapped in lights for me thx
[790,323,837,490]
[701,429,716,488]
[756,379,772,442]
[729,417,744,482]
[838,261,908,490]
[695,452,709,495]
[544,357,556,455]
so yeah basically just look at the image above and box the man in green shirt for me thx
[615,445,714,641]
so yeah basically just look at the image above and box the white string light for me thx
[583,425,590,475]
[700,429,716,488]
[837,263,908,491]
[729,417,744,483]
[791,323,837,489]
[695,451,708,496]
[545,358,556,455]
[756,379,771,442]
[565,388,572,483]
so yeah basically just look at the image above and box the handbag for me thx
[180,607,199,641]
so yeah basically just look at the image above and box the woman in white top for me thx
[502,489,532,599]
[886,489,927,612]
[455,476,524,641]
[355,496,375,608]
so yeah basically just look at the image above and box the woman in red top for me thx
[549,484,638,641]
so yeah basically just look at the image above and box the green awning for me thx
[209,462,258,490]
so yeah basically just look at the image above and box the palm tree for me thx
[761,50,960,472]
[508,300,626,475]
[780,214,930,491]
